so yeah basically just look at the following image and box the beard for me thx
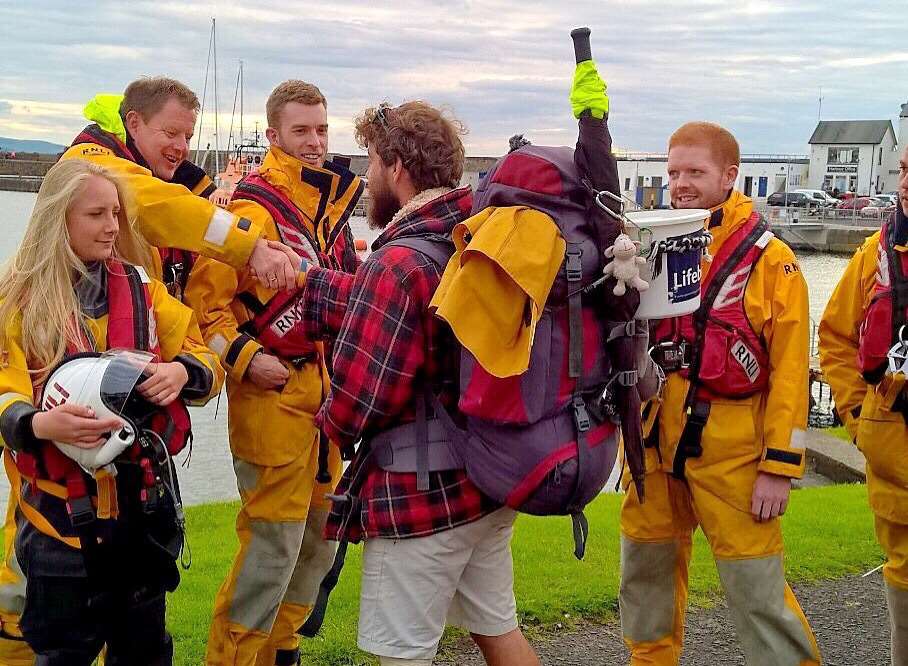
[368,175,401,230]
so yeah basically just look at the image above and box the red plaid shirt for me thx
[305,187,499,542]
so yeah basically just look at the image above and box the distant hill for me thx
[0,137,66,155]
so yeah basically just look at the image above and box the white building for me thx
[807,119,898,196]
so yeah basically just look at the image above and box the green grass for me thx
[165,484,881,665]
[826,425,851,442]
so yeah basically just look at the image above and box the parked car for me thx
[766,192,817,208]
[861,197,897,218]
[793,189,838,207]
[837,196,874,211]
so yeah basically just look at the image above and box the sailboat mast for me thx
[240,60,244,146]
[212,17,220,175]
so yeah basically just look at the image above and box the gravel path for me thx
[438,572,891,665]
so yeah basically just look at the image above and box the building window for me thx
[827,147,860,165]
[744,176,753,196]
[624,177,631,191]
[651,176,662,189]
[758,177,768,197]
[637,176,644,188]
[879,149,883,166]
[789,173,801,187]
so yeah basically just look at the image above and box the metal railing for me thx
[755,203,888,227]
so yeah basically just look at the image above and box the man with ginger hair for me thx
[618,122,821,665]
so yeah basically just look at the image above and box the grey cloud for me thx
[1,0,906,155]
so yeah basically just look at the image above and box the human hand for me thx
[249,239,300,291]
[31,403,122,448]
[137,362,189,406]
[751,472,792,522]
[246,352,289,390]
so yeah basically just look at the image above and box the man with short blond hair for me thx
[186,79,362,666]
[618,122,820,665]
[265,80,327,128]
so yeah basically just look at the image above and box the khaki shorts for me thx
[358,507,519,660]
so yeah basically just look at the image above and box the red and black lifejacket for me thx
[652,212,774,478]
[858,216,908,384]
[72,124,210,299]
[655,211,773,399]
[12,260,191,540]
[228,172,333,364]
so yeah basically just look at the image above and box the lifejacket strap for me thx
[672,400,710,479]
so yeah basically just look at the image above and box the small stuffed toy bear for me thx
[603,233,649,296]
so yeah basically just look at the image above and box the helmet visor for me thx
[99,350,156,418]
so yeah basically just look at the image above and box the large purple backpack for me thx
[372,143,637,558]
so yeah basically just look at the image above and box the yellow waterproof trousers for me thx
[206,441,340,666]
[619,467,820,666]
[876,512,908,666]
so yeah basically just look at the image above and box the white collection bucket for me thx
[624,209,710,319]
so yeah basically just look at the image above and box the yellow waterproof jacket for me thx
[0,272,223,547]
[652,191,809,509]
[0,278,222,432]
[62,95,262,270]
[430,205,565,378]
[184,147,362,466]
[819,232,908,522]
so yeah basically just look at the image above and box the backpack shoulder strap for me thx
[382,234,455,269]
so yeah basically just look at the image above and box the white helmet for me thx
[41,350,156,472]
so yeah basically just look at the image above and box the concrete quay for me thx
[772,221,877,254]
[803,428,865,484]
[0,176,41,192]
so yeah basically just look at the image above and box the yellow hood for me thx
[430,205,565,378]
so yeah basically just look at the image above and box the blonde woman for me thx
[0,159,222,665]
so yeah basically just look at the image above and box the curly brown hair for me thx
[354,101,466,191]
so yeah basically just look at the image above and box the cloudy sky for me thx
[1,0,906,156]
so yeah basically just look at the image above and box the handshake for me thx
[247,237,311,291]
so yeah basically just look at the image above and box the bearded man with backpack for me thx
[296,100,540,666]
[289,41,655,666]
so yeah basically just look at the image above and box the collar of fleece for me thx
[390,187,454,227]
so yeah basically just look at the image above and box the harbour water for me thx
[0,190,853,507]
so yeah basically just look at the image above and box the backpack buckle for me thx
[572,396,591,433]
[565,248,583,282]
[67,495,96,527]
[617,370,638,387]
